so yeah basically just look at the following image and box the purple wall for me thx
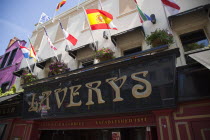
[0,40,26,90]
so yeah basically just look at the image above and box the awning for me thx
[0,94,19,103]
[68,42,97,59]
[13,64,36,77]
[111,26,144,46]
[168,4,210,26]
[189,49,210,70]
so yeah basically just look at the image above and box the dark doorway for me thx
[40,127,157,140]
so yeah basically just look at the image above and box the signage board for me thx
[23,50,178,119]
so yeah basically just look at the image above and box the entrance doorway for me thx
[40,126,157,140]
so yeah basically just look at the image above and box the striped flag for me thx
[136,4,151,23]
[43,27,57,50]
[56,0,66,11]
[161,0,180,15]
[20,46,30,58]
[28,38,37,61]
[59,21,78,46]
[86,9,117,30]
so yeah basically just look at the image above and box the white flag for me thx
[39,12,51,24]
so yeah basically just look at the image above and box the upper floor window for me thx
[180,29,209,52]
[7,48,18,66]
[80,59,94,68]
[1,82,10,93]
[33,30,44,51]
[119,0,136,15]
[123,46,142,56]
[55,17,69,42]
[0,52,10,69]
[84,1,98,29]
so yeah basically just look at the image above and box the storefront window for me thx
[180,29,209,52]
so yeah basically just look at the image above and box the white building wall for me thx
[17,0,210,90]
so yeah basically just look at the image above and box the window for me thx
[0,53,10,69]
[84,1,98,29]
[180,29,209,52]
[7,48,18,66]
[119,0,136,15]
[54,17,69,42]
[123,47,142,56]
[81,59,94,68]
[33,30,44,51]
[1,82,10,93]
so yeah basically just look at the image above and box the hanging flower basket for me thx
[146,29,174,48]
[48,61,70,76]
[21,72,37,84]
[95,48,115,62]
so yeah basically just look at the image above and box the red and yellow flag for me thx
[56,0,66,11]
[86,9,117,30]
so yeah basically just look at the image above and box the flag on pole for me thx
[59,22,78,46]
[161,0,180,15]
[43,27,57,50]
[134,0,151,23]
[86,9,117,30]
[20,46,30,58]
[136,5,151,23]
[39,12,51,24]
[28,38,37,60]
[56,0,67,11]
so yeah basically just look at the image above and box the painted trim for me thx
[173,102,210,120]
[201,128,210,140]
[158,116,172,140]
[175,122,191,140]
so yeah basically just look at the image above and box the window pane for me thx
[0,53,10,68]
[180,29,209,52]
[7,48,18,66]
[119,0,136,15]
[1,82,10,93]
[123,47,142,56]
[54,17,69,42]
[33,30,44,51]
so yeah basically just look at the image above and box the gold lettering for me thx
[39,91,51,111]
[66,85,82,107]
[85,81,105,105]
[106,76,127,102]
[11,107,15,113]
[131,71,152,98]
[28,94,39,112]
[54,88,67,109]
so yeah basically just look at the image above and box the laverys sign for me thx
[23,50,178,119]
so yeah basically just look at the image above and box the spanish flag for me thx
[86,9,117,30]
[56,0,66,11]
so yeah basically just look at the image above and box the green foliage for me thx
[146,29,174,47]
[184,43,205,52]
[21,72,37,84]
[48,61,70,76]
[0,85,17,97]
[95,48,115,61]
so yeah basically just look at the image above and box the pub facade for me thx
[2,0,210,140]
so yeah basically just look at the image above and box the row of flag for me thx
[20,0,180,62]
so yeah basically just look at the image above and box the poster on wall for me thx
[112,132,121,140]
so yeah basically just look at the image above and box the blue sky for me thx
[0,0,85,56]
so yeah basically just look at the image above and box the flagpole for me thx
[43,26,59,61]
[18,41,34,74]
[82,7,97,50]
[52,10,57,22]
